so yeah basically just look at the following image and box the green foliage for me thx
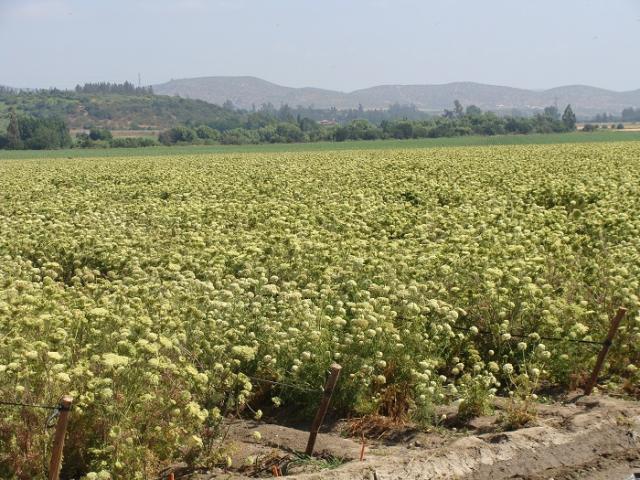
[593,112,617,123]
[457,372,495,421]
[158,126,198,145]
[76,132,157,149]
[622,107,640,122]
[0,89,591,153]
[0,89,606,153]
[109,137,158,148]
[504,116,534,134]
[331,104,572,143]
[219,128,260,145]
[499,374,539,430]
[2,131,639,160]
[562,105,577,131]
[544,105,560,121]
[75,81,153,95]
[89,128,113,141]
[195,125,220,141]
[80,134,107,148]
[6,114,72,150]
[256,123,308,143]
[0,89,245,131]
[454,99,464,118]
[7,109,21,149]
[333,120,380,141]
[382,119,414,139]
[273,122,306,143]
[466,105,483,116]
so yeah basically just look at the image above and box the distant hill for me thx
[154,76,640,116]
[155,76,350,110]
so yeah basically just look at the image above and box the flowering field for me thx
[1,142,639,478]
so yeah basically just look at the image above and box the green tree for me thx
[562,105,576,130]
[7,108,22,149]
[466,105,482,116]
[277,104,295,123]
[274,122,306,142]
[454,100,464,118]
[195,125,219,141]
[345,119,381,140]
[158,126,197,145]
[622,107,639,122]
[89,127,113,141]
[9,115,71,150]
[544,105,560,120]
[297,117,318,133]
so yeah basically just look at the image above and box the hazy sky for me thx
[1,0,639,91]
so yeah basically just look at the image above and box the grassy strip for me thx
[1,130,639,160]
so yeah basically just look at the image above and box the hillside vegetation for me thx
[0,89,243,131]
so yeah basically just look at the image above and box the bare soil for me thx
[165,394,640,480]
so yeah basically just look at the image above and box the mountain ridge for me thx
[154,76,640,116]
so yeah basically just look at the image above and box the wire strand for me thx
[0,400,59,410]
[245,375,320,393]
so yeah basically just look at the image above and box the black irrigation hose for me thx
[450,325,605,346]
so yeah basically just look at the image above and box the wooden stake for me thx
[584,307,627,395]
[48,395,73,480]
[305,363,342,456]
[360,433,366,461]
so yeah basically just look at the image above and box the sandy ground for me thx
[163,394,640,480]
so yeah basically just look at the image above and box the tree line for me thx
[157,103,577,145]
[621,107,640,122]
[1,102,581,150]
[245,102,434,124]
[74,82,153,95]
[9,100,638,150]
